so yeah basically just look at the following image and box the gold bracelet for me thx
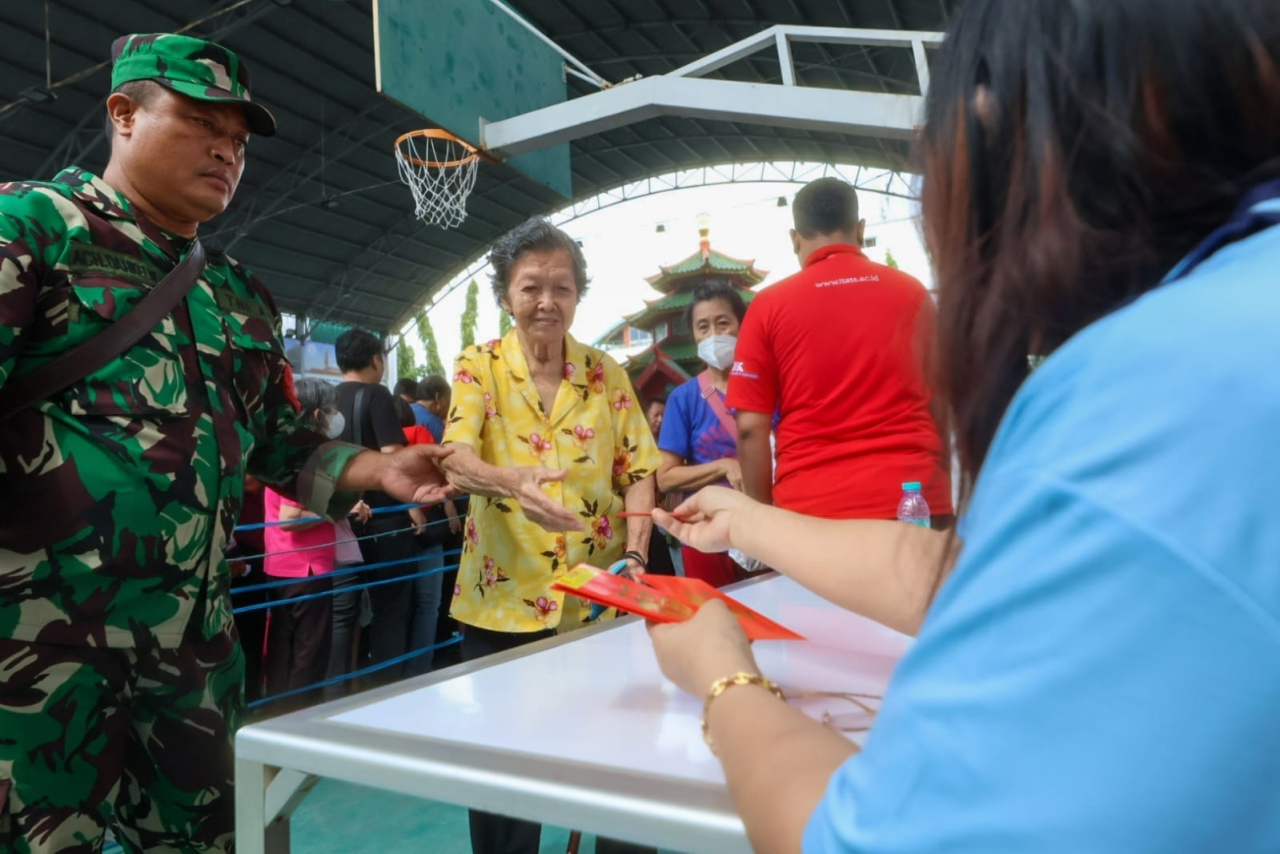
[701,671,785,754]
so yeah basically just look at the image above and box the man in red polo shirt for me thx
[727,178,952,522]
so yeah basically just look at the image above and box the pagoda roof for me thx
[645,240,768,293]
[627,346,695,382]
[626,340,700,369]
[625,285,760,325]
[625,290,693,322]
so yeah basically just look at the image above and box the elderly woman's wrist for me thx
[496,467,519,499]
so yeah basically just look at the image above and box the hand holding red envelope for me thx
[552,563,805,640]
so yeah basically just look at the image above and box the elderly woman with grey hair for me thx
[438,217,660,854]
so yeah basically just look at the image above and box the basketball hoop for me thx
[394,129,481,228]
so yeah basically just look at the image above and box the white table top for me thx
[236,575,910,851]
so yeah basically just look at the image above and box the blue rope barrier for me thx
[231,548,464,596]
[247,635,464,709]
[232,561,460,613]
[233,515,459,563]
[234,497,461,533]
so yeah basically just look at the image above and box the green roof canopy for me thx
[645,239,768,294]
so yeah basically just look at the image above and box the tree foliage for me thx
[460,279,480,348]
[884,249,900,270]
[395,334,419,379]
[416,310,445,376]
[499,310,512,337]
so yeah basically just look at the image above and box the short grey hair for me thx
[488,217,590,307]
[294,376,336,431]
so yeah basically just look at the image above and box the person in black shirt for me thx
[331,329,425,686]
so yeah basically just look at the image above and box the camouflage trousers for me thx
[0,623,243,854]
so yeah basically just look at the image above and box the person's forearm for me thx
[728,502,957,636]
[658,460,730,494]
[335,449,392,492]
[277,505,324,532]
[622,476,656,554]
[709,684,856,854]
[278,518,324,532]
[738,427,773,505]
[439,445,513,499]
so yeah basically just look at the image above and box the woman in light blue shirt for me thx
[648,0,1280,851]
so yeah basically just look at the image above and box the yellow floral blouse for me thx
[443,329,661,633]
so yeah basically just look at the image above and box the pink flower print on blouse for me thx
[612,447,632,479]
[587,361,606,395]
[590,514,614,551]
[475,556,511,596]
[524,596,559,622]
[572,424,595,447]
[519,432,554,460]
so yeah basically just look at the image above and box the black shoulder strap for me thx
[352,384,369,449]
[0,240,207,422]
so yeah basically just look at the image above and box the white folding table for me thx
[234,575,910,853]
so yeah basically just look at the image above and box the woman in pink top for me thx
[263,378,370,706]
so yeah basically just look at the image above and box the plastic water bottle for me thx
[897,481,931,528]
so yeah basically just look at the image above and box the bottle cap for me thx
[902,481,922,491]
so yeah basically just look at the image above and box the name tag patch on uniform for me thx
[214,289,273,323]
[65,245,161,286]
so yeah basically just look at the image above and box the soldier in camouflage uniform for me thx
[0,34,453,853]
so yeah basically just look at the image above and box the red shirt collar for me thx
[802,243,862,269]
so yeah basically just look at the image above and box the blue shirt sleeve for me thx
[425,411,445,444]
[658,381,694,460]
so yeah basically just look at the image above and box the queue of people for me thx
[261,378,370,711]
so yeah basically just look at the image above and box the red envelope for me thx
[553,563,805,640]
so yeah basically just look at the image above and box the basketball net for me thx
[394,129,480,229]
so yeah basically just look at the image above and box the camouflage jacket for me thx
[0,167,362,648]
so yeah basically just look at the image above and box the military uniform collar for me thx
[55,166,136,220]
[55,165,196,262]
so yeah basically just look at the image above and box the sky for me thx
[401,178,932,374]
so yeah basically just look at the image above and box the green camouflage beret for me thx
[110,33,276,137]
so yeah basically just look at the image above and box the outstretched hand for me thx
[380,444,458,507]
[506,466,584,532]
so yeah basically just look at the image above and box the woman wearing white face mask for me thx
[656,279,755,588]
[262,377,372,709]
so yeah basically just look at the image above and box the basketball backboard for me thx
[373,0,574,199]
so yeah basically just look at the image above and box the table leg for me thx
[235,758,269,854]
